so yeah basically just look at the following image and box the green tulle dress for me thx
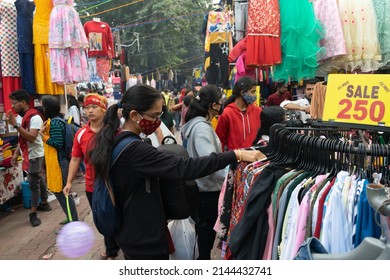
[273,0,325,82]
[373,0,390,69]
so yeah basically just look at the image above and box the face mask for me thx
[242,93,257,104]
[218,105,224,115]
[137,117,161,135]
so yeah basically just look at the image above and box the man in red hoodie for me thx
[216,76,262,151]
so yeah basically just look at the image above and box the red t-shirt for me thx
[72,122,96,193]
[266,91,292,106]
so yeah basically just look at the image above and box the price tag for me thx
[322,74,390,126]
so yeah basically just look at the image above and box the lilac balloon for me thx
[56,221,95,258]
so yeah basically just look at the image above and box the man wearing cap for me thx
[63,93,120,260]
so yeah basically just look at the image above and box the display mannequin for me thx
[84,18,114,82]
[84,19,114,58]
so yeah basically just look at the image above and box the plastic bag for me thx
[168,218,198,260]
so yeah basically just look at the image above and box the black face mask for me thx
[212,104,223,115]
[218,105,224,115]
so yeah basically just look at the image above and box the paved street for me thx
[0,174,116,260]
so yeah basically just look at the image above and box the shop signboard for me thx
[323,74,390,127]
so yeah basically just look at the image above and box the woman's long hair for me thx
[185,85,222,123]
[90,84,162,180]
[67,94,80,109]
[41,95,63,119]
[224,76,257,106]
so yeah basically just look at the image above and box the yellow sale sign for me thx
[323,74,390,126]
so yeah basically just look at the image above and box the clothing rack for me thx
[224,119,389,260]
[266,120,389,179]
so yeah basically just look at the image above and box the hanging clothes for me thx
[33,0,64,95]
[15,0,36,95]
[273,0,325,82]
[245,0,282,68]
[310,81,327,119]
[372,0,390,69]
[0,0,22,112]
[203,8,233,88]
[325,0,382,73]
[0,1,20,77]
[49,0,89,84]
[313,0,347,64]
[233,0,248,42]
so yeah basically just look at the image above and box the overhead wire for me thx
[140,55,204,75]
[74,0,108,7]
[76,0,112,14]
[79,0,144,19]
[111,11,206,30]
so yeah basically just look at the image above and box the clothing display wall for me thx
[226,0,390,83]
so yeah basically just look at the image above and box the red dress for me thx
[245,0,282,67]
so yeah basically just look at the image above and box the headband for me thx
[84,96,107,110]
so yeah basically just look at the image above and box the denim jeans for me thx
[294,237,328,260]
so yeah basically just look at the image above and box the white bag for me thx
[168,218,198,260]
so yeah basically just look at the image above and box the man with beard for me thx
[7,90,51,227]
[280,78,319,122]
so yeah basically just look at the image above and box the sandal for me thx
[100,252,116,260]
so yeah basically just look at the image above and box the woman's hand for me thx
[234,149,266,163]
[63,183,72,196]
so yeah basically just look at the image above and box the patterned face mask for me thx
[242,92,257,104]
[137,114,162,135]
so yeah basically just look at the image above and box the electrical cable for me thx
[79,0,144,19]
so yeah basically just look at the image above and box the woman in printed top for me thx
[39,96,79,224]
[63,93,120,260]
[89,84,264,260]
[216,76,262,151]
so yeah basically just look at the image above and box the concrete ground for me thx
[0,174,110,260]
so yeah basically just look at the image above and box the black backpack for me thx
[157,136,199,221]
[92,135,138,236]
